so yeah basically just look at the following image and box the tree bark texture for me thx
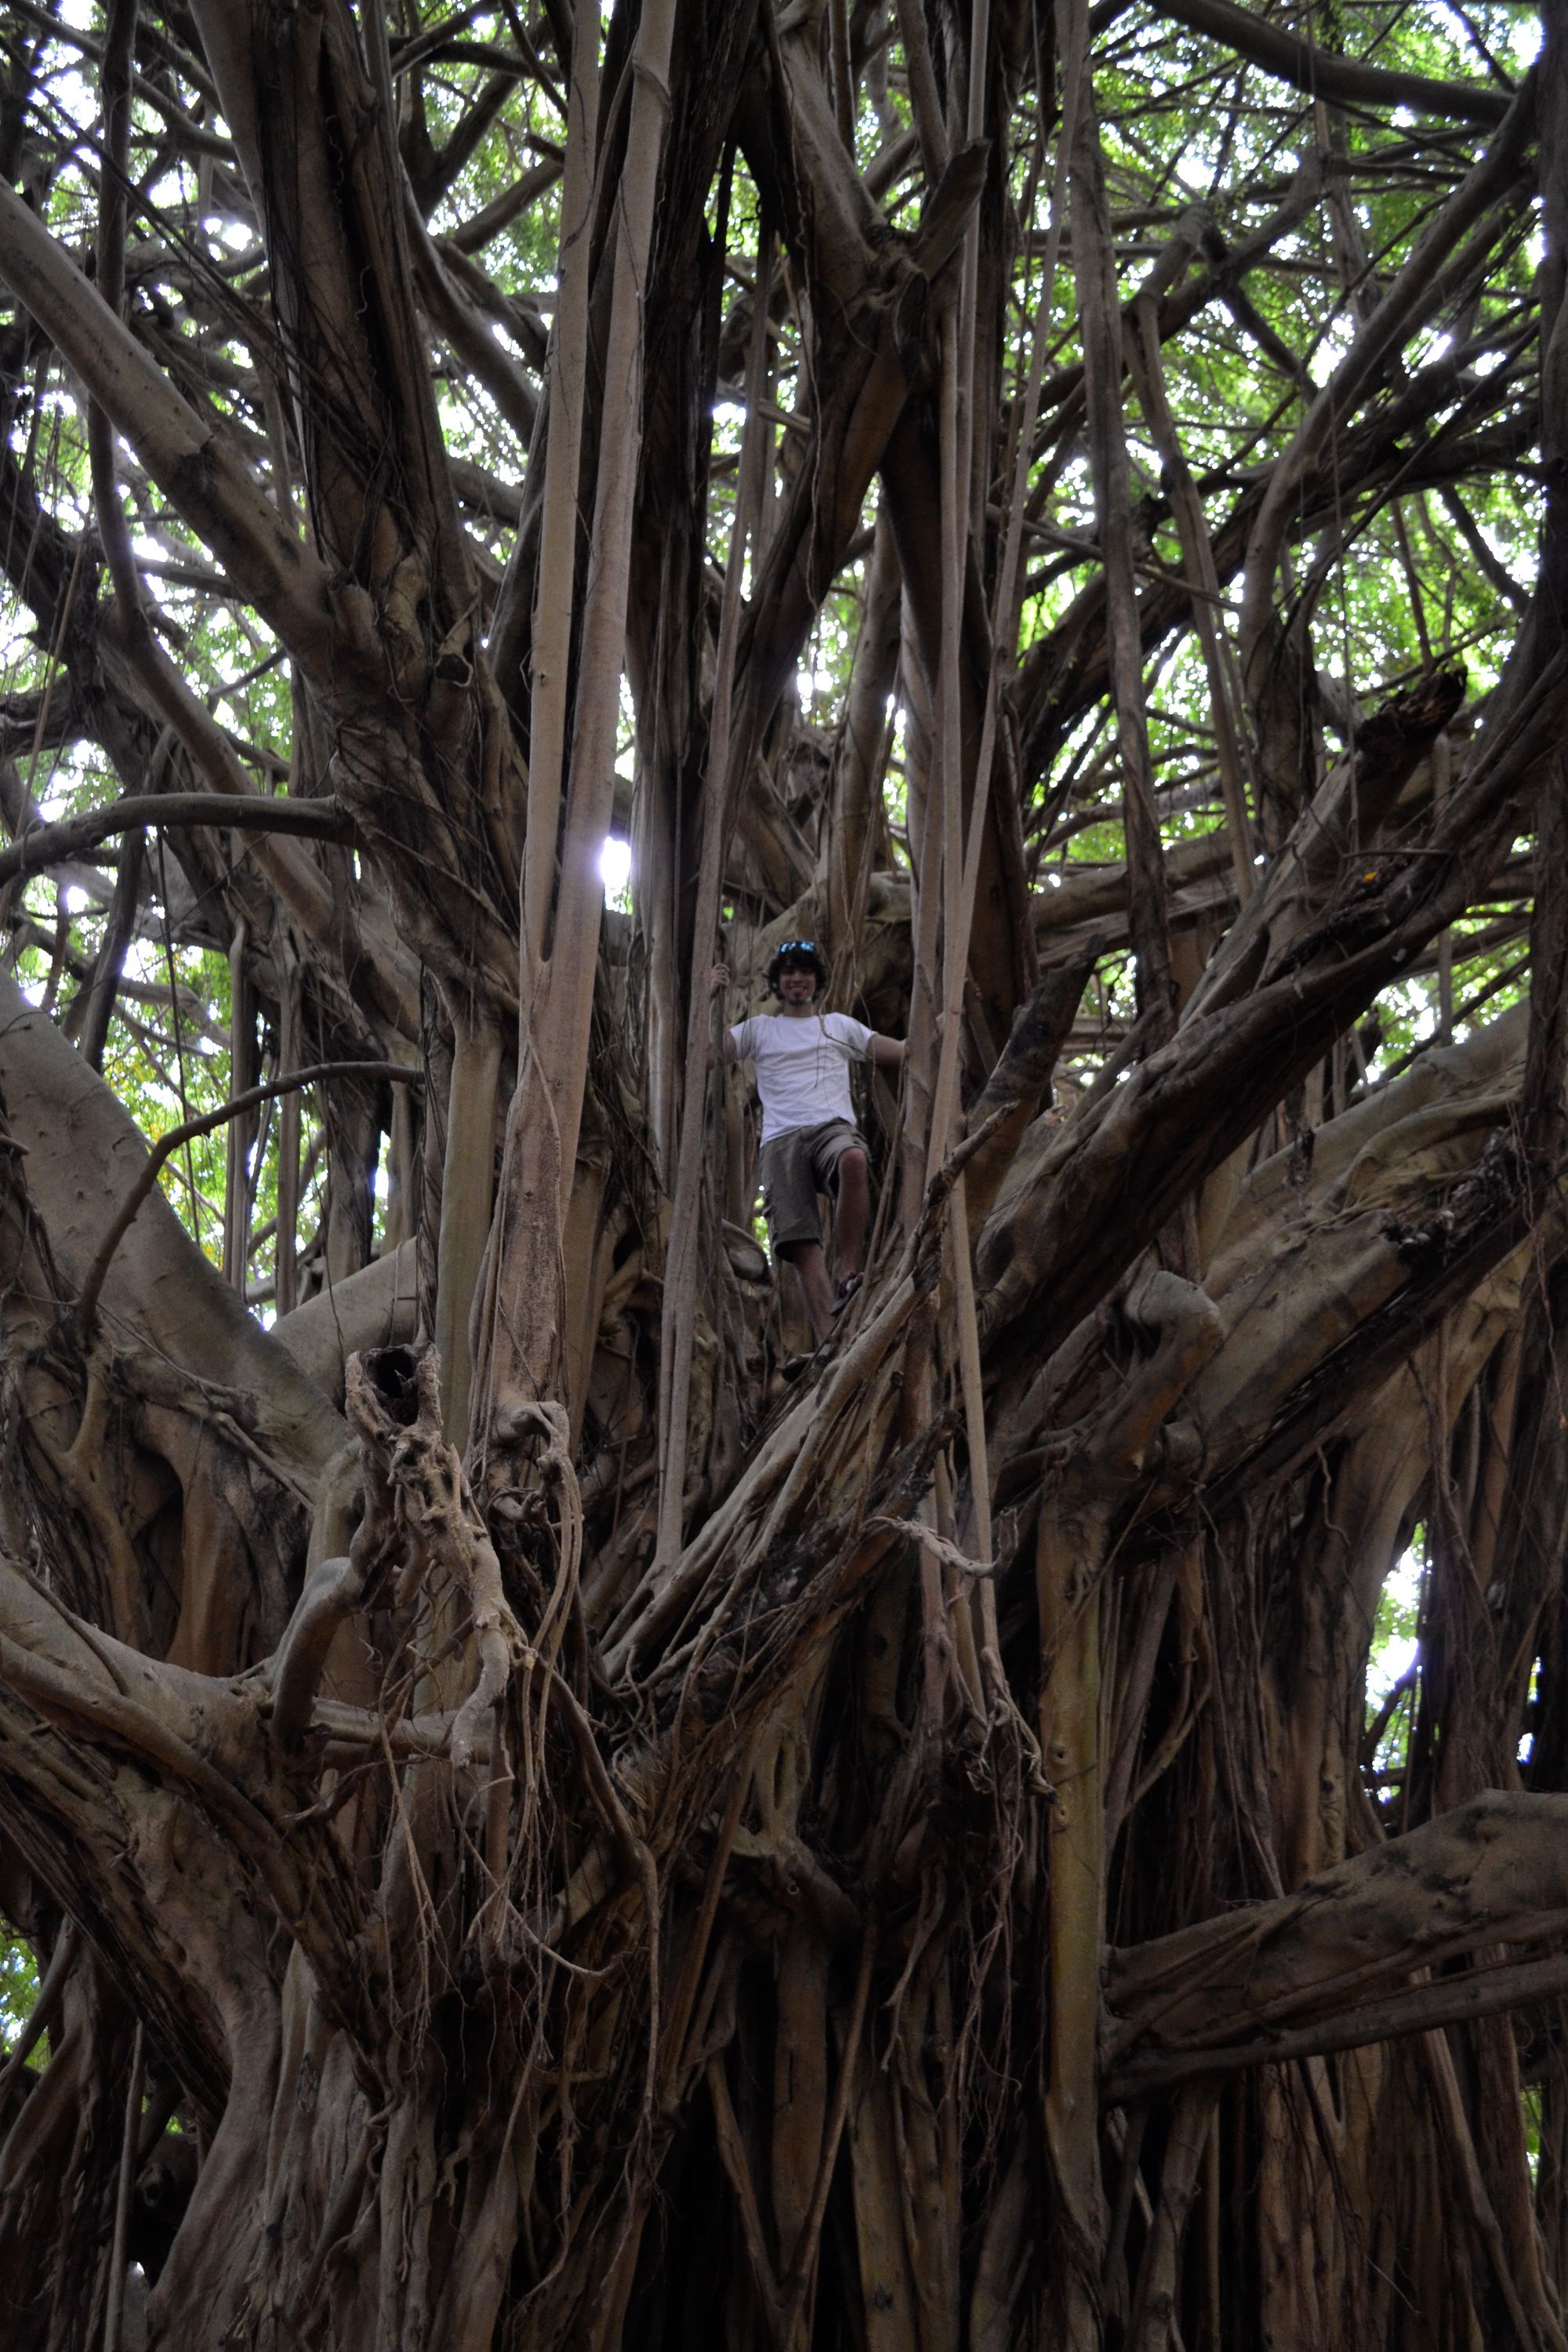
[0,2,1564,2347]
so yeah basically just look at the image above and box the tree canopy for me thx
[1,1,1566,2347]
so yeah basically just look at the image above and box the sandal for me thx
[831,1273,862,1316]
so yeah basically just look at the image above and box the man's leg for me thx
[831,1146,869,1284]
[781,1240,834,1342]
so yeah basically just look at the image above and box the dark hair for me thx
[766,938,829,997]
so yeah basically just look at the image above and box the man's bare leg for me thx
[832,1147,870,1286]
[782,1240,834,1342]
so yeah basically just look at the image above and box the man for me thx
[712,939,905,1343]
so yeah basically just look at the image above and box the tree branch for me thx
[0,792,354,891]
[0,179,336,671]
[1108,1790,1568,2063]
[1148,0,1512,125]
[76,1062,420,1331]
[1108,1945,1568,2101]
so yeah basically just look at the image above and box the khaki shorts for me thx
[757,1120,865,1252]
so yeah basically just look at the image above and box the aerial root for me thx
[346,1342,526,1769]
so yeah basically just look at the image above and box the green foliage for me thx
[1366,1534,1425,1795]
[0,1928,42,2070]
[1523,2079,1543,2184]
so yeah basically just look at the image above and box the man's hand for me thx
[709,963,739,1065]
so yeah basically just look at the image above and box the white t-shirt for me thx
[729,1011,874,1145]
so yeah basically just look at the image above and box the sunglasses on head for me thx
[776,940,816,956]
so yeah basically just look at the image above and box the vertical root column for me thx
[1038,1499,1108,2348]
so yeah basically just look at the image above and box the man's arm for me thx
[866,1033,905,1069]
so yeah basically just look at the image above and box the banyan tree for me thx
[0,0,1566,2343]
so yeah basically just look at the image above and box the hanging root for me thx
[346,1343,527,1768]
